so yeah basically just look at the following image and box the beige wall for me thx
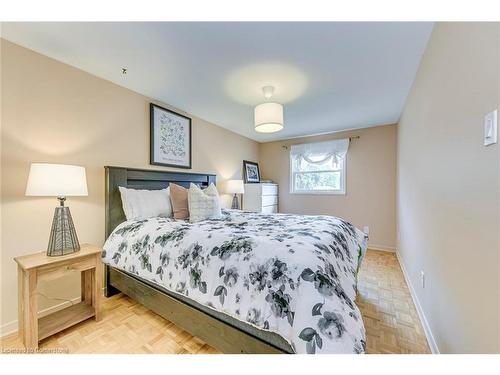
[397,23,500,353]
[0,39,259,329]
[259,124,397,249]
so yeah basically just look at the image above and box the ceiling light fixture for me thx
[254,86,284,133]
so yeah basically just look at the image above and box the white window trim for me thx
[289,156,347,195]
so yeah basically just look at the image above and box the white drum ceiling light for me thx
[254,86,284,133]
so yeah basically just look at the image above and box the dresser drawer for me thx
[243,183,279,213]
[261,204,278,214]
[262,195,278,206]
[262,184,278,196]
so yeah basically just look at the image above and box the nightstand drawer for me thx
[37,255,97,282]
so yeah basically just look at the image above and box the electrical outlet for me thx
[363,226,370,235]
[420,271,425,288]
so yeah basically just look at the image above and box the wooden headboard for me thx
[105,166,216,237]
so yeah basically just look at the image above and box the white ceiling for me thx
[2,22,433,142]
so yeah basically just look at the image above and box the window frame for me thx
[289,152,347,195]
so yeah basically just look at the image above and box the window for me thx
[290,139,349,194]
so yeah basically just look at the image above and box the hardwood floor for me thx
[357,250,430,354]
[1,250,430,354]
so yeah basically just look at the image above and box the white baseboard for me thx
[0,296,81,338]
[396,251,440,354]
[367,244,396,252]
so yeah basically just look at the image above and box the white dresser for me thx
[243,183,279,213]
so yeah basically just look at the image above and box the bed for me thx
[103,166,368,354]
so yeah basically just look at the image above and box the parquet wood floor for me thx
[357,250,430,353]
[1,249,430,354]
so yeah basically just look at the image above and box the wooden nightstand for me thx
[14,244,102,349]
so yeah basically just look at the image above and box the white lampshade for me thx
[226,179,244,194]
[26,163,88,197]
[254,102,284,133]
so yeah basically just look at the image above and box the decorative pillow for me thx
[188,183,222,223]
[169,183,189,220]
[119,186,172,221]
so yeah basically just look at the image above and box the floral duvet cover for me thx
[102,209,368,354]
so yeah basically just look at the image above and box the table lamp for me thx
[25,163,88,256]
[226,180,244,210]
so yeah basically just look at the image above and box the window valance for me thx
[290,138,349,165]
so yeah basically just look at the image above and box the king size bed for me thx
[102,166,368,354]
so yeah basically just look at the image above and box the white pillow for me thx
[188,183,222,223]
[119,186,172,220]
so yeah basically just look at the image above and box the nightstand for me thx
[14,244,102,349]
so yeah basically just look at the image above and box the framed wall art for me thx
[150,103,192,169]
[243,160,261,183]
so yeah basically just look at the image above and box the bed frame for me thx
[104,166,289,354]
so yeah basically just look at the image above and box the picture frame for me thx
[150,103,192,169]
[243,160,261,183]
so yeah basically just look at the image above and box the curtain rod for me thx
[281,136,360,150]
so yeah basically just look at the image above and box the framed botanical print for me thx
[150,103,192,169]
[243,160,261,183]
